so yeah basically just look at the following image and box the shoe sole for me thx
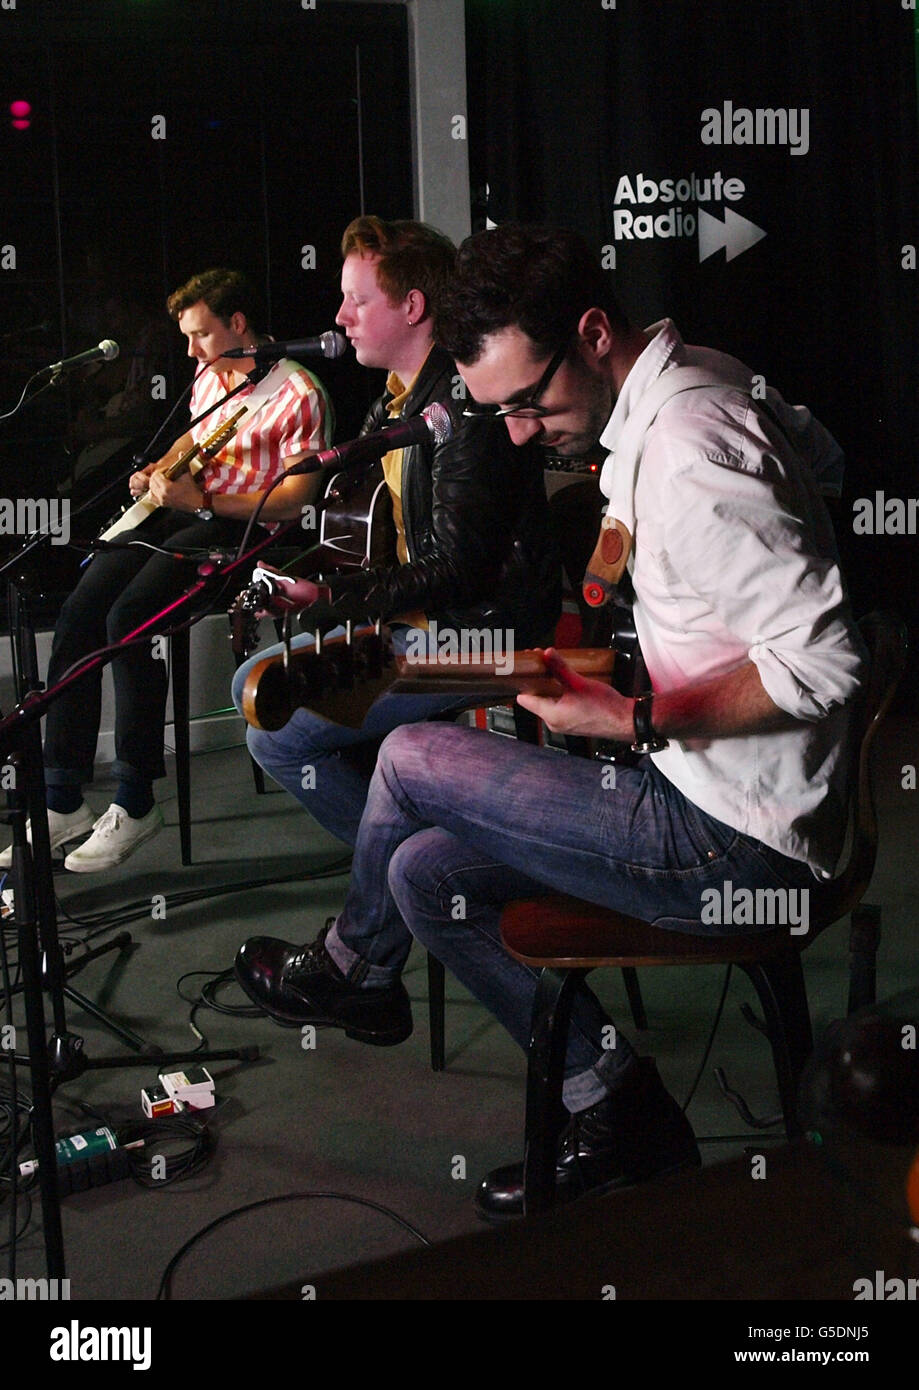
[0,814,97,869]
[251,1010,412,1047]
[64,818,163,872]
[474,1154,702,1224]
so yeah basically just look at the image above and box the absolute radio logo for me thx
[609,103,808,264]
[612,169,767,263]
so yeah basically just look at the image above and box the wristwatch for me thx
[631,692,669,754]
[195,488,215,522]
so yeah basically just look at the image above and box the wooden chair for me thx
[496,611,907,1215]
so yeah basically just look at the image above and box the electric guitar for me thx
[98,406,248,541]
[239,634,615,732]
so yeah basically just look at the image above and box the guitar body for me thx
[99,459,205,540]
[240,626,396,731]
[286,461,395,578]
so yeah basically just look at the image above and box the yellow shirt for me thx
[381,351,433,628]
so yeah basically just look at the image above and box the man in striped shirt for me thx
[0,268,333,874]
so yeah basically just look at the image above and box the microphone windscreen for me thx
[320,331,348,360]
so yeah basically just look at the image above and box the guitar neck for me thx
[240,638,616,734]
[165,404,249,481]
[393,647,614,682]
[98,404,249,544]
[163,439,203,482]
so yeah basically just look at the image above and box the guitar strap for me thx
[582,366,727,608]
[197,359,300,454]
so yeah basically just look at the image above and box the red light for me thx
[12,119,30,131]
[9,100,31,118]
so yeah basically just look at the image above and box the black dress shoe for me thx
[234,923,412,1046]
[476,1057,701,1222]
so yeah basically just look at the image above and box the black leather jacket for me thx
[325,345,560,646]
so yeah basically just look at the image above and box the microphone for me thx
[222,331,348,362]
[284,402,454,476]
[41,340,119,377]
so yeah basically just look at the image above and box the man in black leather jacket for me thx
[231,216,560,863]
[323,341,557,644]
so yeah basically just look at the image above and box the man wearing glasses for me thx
[238,224,863,1217]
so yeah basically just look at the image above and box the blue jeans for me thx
[231,626,482,846]
[325,722,823,1109]
[45,511,259,788]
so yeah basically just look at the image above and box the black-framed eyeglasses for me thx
[461,337,571,420]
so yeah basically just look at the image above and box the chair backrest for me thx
[814,611,908,930]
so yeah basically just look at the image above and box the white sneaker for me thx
[0,802,96,870]
[64,803,164,873]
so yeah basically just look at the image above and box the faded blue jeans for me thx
[231,626,483,846]
[325,722,823,1109]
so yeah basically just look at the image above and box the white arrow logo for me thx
[698,207,767,263]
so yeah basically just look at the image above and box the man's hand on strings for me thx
[516,647,634,741]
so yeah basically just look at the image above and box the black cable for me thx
[0,370,57,423]
[233,466,289,560]
[117,1114,217,1190]
[175,968,263,1051]
[129,364,201,468]
[679,963,733,1114]
[49,854,351,933]
[156,1190,432,1300]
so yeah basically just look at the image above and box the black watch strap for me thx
[631,692,669,754]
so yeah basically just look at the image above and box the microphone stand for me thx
[2,514,305,1280]
[0,371,269,1054]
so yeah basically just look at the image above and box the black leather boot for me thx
[476,1057,701,1221]
[235,922,412,1046]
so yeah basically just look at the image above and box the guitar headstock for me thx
[228,579,267,660]
[200,404,248,459]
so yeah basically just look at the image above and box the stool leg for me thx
[523,967,585,1216]
[743,957,812,1141]
[427,953,446,1072]
[171,630,192,867]
[847,903,881,1014]
[621,966,648,1030]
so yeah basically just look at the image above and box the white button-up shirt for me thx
[600,321,865,875]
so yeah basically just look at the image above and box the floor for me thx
[3,711,918,1315]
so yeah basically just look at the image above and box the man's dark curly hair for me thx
[434,224,629,364]
[167,269,267,334]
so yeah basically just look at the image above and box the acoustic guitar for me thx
[98,406,248,541]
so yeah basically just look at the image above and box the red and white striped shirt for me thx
[189,359,333,495]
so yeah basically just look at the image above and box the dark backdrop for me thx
[466,0,919,690]
[0,0,412,524]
